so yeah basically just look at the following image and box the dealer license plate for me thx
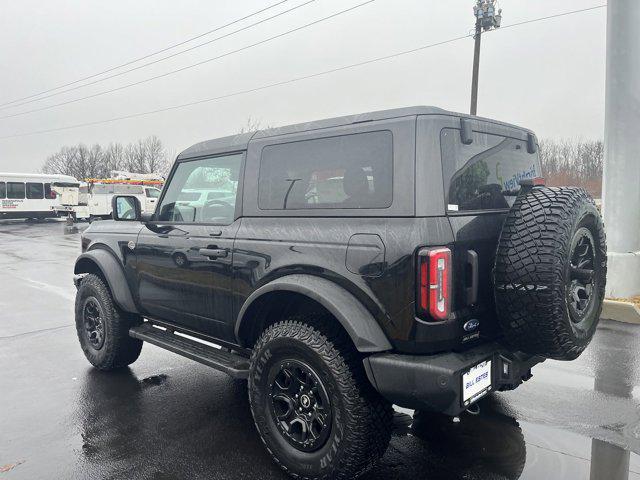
[462,360,492,405]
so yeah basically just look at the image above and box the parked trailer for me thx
[0,173,80,220]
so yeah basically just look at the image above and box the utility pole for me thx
[470,0,502,116]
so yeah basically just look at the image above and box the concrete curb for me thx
[601,299,640,325]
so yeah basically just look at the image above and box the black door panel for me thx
[135,223,238,340]
[133,153,243,342]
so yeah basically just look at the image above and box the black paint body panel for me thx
[75,106,540,356]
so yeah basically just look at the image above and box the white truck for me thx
[81,182,161,220]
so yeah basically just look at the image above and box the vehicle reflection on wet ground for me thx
[1,219,639,479]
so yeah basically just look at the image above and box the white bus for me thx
[0,173,80,220]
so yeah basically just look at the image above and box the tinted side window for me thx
[441,129,540,211]
[0,182,5,199]
[258,131,393,210]
[157,153,242,225]
[7,182,25,199]
[26,182,44,199]
[44,183,56,199]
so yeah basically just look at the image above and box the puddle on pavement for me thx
[67,317,640,480]
[67,366,639,480]
[384,396,639,480]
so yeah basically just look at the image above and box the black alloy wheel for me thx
[567,227,597,323]
[83,297,105,350]
[269,359,332,452]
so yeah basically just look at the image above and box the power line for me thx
[498,4,606,31]
[0,0,374,120]
[0,35,470,140]
[0,0,290,109]
[0,0,318,112]
[0,4,606,141]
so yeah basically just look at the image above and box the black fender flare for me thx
[74,249,139,314]
[235,274,392,353]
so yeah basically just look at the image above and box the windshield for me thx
[441,128,540,211]
[146,188,160,198]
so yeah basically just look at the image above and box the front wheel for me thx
[248,316,393,479]
[172,252,189,268]
[75,274,143,370]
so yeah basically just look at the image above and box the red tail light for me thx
[417,247,452,321]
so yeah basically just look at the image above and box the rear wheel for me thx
[248,315,393,479]
[75,274,143,370]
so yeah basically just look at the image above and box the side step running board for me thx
[129,323,250,379]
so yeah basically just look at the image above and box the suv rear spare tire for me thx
[494,186,607,360]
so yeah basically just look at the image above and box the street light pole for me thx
[602,0,640,298]
[470,16,482,116]
[470,0,502,116]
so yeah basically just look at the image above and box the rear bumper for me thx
[363,342,543,416]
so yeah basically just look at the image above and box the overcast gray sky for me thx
[0,0,606,172]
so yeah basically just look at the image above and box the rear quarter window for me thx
[441,128,540,212]
[258,131,393,210]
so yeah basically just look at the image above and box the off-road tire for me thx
[75,273,143,370]
[248,314,393,479]
[494,187,607,360]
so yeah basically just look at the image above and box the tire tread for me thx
[493,186,606,360]
[249,314,393,480]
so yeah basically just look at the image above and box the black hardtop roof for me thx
[177,106,532,160]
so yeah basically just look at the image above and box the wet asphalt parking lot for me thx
[1,219,640,480]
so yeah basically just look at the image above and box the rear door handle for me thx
[199,248,228,259]
[466,250,479,305]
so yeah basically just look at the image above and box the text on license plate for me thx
[462,360,492,405]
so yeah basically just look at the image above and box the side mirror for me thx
[112,195,142,221]
[141,212,154,223]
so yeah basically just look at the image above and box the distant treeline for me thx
[39,131,603,197]
[41,135,172,179]
[539,138,603,197]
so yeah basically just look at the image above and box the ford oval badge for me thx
[463,319,480,332]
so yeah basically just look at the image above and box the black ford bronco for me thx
[73,106,607,479]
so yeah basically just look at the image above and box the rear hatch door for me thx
[440,121,541,343]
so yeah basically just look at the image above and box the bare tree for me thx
[123,140,146,174]
[539,138,604,197]
[42,136,171,179]
[42,146,78,177]
[239,116,269,134]
[103,142,125,173]
[143,135,167,174]
[162,147,177,177]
